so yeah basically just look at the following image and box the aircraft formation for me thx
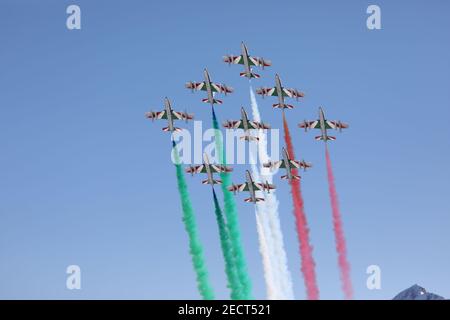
[146,42,349,204]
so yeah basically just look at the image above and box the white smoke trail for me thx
[255,211,277,299]
[249,141,281,299]
[249,86,295,299]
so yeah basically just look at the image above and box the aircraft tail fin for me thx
[281,174,300,180]
[273,103,294,109]
[202,178,222,185]
[240,72,260,79]
[240,135,259,141]
[162,127,182,132]
[202,98,223,105]
[244,197,264,203]
[315,135,336,141]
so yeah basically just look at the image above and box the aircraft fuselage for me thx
[241,107,250,132]
[282,147,293,181]
[275,74,285,108]
[164,98,174,132]
[203,153,214,185]
[203,69,214,105]
[241,42,252,78]
[319,107,328,141]
[245,170,256,203]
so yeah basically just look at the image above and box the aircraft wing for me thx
[249,121,271,130]
[227,120,268,130]
[289,160,312,170]
[299,120,320,130]
[288,160,302,169]
[145,110,167,120]
[256,87,277,97]
[210,164,233,173]
[172,110,194,121]
[223,120,242,129]
[185,165,206,174]
[249,56,272,68]
[254,182,276,192]
[263,160,284,169]
[185,81,207,91]
[326,120,349,130]
[223,55,244,65]
[283,88,305,99]
[212,83,233,94]
[228,183,249,193]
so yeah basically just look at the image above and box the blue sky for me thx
[0,0,449,299]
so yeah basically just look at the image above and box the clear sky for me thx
[0,0,449,299]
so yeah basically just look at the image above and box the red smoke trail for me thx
[325,145,353,300]
[282,112,319,300]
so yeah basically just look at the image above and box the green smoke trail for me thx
[211,108,253,299]
[172,142,215,300]
[212,189,242,300]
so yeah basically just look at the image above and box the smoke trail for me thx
[249,86,294,299]
[211,108,253,299]
[282,112,319,300]
[172,142,215,300]
[325,145,353,299]
[212,188,242,300]
[249,140,280,299]
[255,212,278,299]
